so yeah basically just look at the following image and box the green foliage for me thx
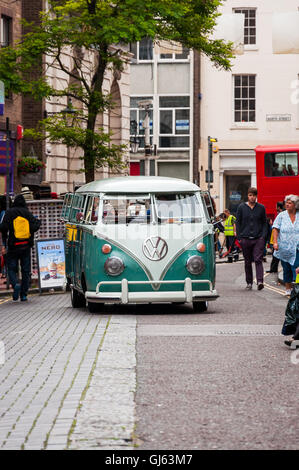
[0,0,234,181]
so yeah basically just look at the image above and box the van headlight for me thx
[186,255,205,275]
[104,257,125,276]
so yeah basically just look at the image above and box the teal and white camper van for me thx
[61,176,218,313]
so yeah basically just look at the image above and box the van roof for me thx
[76,176,200,194]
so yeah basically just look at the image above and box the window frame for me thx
[158,95,190,150]
[83,195,101,225]
[233,74,256,125]
[233,7,257,48]
[130,38,154,63]
[61,193,74,221]
[264,152,299,177]
[158,47,190,63]
[69,194,85,223]
[0,15,12,47]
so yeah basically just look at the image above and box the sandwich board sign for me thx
[36,238,66,292]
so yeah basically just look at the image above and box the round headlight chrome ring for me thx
[104,256,125,277]
[186,255,205,275]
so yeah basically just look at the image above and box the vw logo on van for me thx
[142,236,168,261]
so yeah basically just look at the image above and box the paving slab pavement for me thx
[0,293,137,450]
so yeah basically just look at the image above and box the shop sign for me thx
[36,238,66,292]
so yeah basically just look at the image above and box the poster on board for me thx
[36,238,66,292]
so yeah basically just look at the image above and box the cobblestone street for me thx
[0,261,298,451]
[0,293,136,450]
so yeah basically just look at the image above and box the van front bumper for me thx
[85,278,218,304]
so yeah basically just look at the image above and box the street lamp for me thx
[44,97,76,119]
[207,136,217,192]
[130,120,140,154]
[138,99,153,176]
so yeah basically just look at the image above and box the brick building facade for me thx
[0,0,23,195]
[1,0,130,197]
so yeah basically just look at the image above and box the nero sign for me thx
[36,238,66,292]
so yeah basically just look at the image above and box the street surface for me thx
[0,260,298,450]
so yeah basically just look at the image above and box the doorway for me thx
[225,175,251,215]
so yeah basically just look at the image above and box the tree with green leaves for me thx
[0,0,234,183]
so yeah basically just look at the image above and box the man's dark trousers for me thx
[240,237,265,285]
[6,247,31,298]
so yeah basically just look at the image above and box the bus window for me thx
[154,193,203,224]
[264,152,298,177]
[70,194,85,223]
[61,193,73,221]
[85,196,100,224]
[102,195,151,224]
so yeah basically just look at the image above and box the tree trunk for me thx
[85,165,95,183]
[83,48,108,182]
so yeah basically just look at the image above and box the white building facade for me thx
[200,0,299,214]
[129,41,200,182]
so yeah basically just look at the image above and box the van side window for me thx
[200,191,214,222]
[61,193,73,221]
[85,196,100,224]
[70,194,85,223]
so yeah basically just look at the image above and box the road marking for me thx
[138,324,282,337]
[264,283,287,296]
[255,273,287,296]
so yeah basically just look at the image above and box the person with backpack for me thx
[0,194,41,301]
[0,195,12,279]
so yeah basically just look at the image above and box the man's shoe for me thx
[258,283,264,290]
[20,296,28,302]
[12,284,20,301]
[284,340,299,349]
[246,284,252,290]
[266,270,277,273]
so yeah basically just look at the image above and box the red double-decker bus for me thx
[255,145,299,220]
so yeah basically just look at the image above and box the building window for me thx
[234,75,256,123]
[234,8,256,45]
[1,15,11,47]
[130,97,153,149]
[160,47,189,61]
[159,96,190,148]
[130,38,153,61]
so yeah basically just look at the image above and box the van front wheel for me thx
[193,301,208,313]
[71,287,86,308]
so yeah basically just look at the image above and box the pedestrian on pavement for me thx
[235,187,268,290]
[0,195,12,279]
[214,213,225,256]
[266,201,284,274]
[0,194,41,301]
[271,194,299,297]
[223,209,237,262]
[282,266,299,349]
